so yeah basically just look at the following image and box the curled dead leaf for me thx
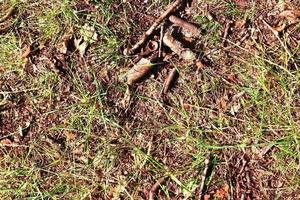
[127,58,155,85]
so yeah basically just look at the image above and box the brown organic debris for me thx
[0,6,15,23]
[169,15,200,37]
[21,45,32,58]
[163,30,196,62]
[278,9,300,23]
[127,58,155,85]
[162,68,178,93]
[127,0,183,55]
[148,177,167,200]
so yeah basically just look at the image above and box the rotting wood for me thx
[163,30,196,61]
[127,58,155,85]
[169,15,200,37]
[148,177,167,200]
[163,68,178,93]
[127,0,183,55]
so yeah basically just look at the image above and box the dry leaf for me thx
[0,138,12,145]
[64,131,77,141]
[214,183,229,199]
[74,37,88,57]
[279,9,300,23]
[127,58,155,85]
[204,194,211,200]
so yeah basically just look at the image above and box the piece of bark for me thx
[163,31,196,61]
[127,0,183,55]
[21,45,32,58]
[169,15,200,37]
[163,68,178,93]
[127,58,155,85]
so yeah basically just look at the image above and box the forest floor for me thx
[1,0,300,199]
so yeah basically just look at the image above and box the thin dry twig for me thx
[148,177,167,200]
[199,156,211,200]
[127,0,183,55]
[222,20,233,46]
[0,6,15,23]
[162,68,178,94]
[159,25,164,58]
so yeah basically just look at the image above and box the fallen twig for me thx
[159,25,164,58]
[0,6,15,23]
[199,156,211,200]
[222,20,233,46]
[148,177,167,200]
[127,0,183,55]
[162,68,178,94]
[169,15,200,37]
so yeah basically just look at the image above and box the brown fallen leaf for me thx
[214,183,229,199]
[127,58,155,85]
[278,9,300,23]
[0,138,12,145]
[64,131,77,141]
[163,68,178,93]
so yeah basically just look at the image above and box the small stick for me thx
[0,6,15,23]
[169,15,200,37]
[159,24,164,58]
[222,20,233,46]
[199,156,211,200]
[148,177,167,200]
[127,0,183,55]
[162,68,178,94]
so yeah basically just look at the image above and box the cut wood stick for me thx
[162,68,178,93]
[127,0,183,55]
[169,15,200,37]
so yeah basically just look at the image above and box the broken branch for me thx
[127,0,183,55]
[127,58,155,85]
[162,68,178,93]
[169,15,200,37]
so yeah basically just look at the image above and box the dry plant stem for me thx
[260,17,296,68]
[159,25,164,58]
[148,177,167,200]
[163,68,177,93]
[169,15,200,37]
[222,20,232,46]
[198,156,211,200]
[0,6,15,22]
[128,0,183,55]
[163,31,196,61]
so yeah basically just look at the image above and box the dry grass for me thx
[0,0,300,199]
